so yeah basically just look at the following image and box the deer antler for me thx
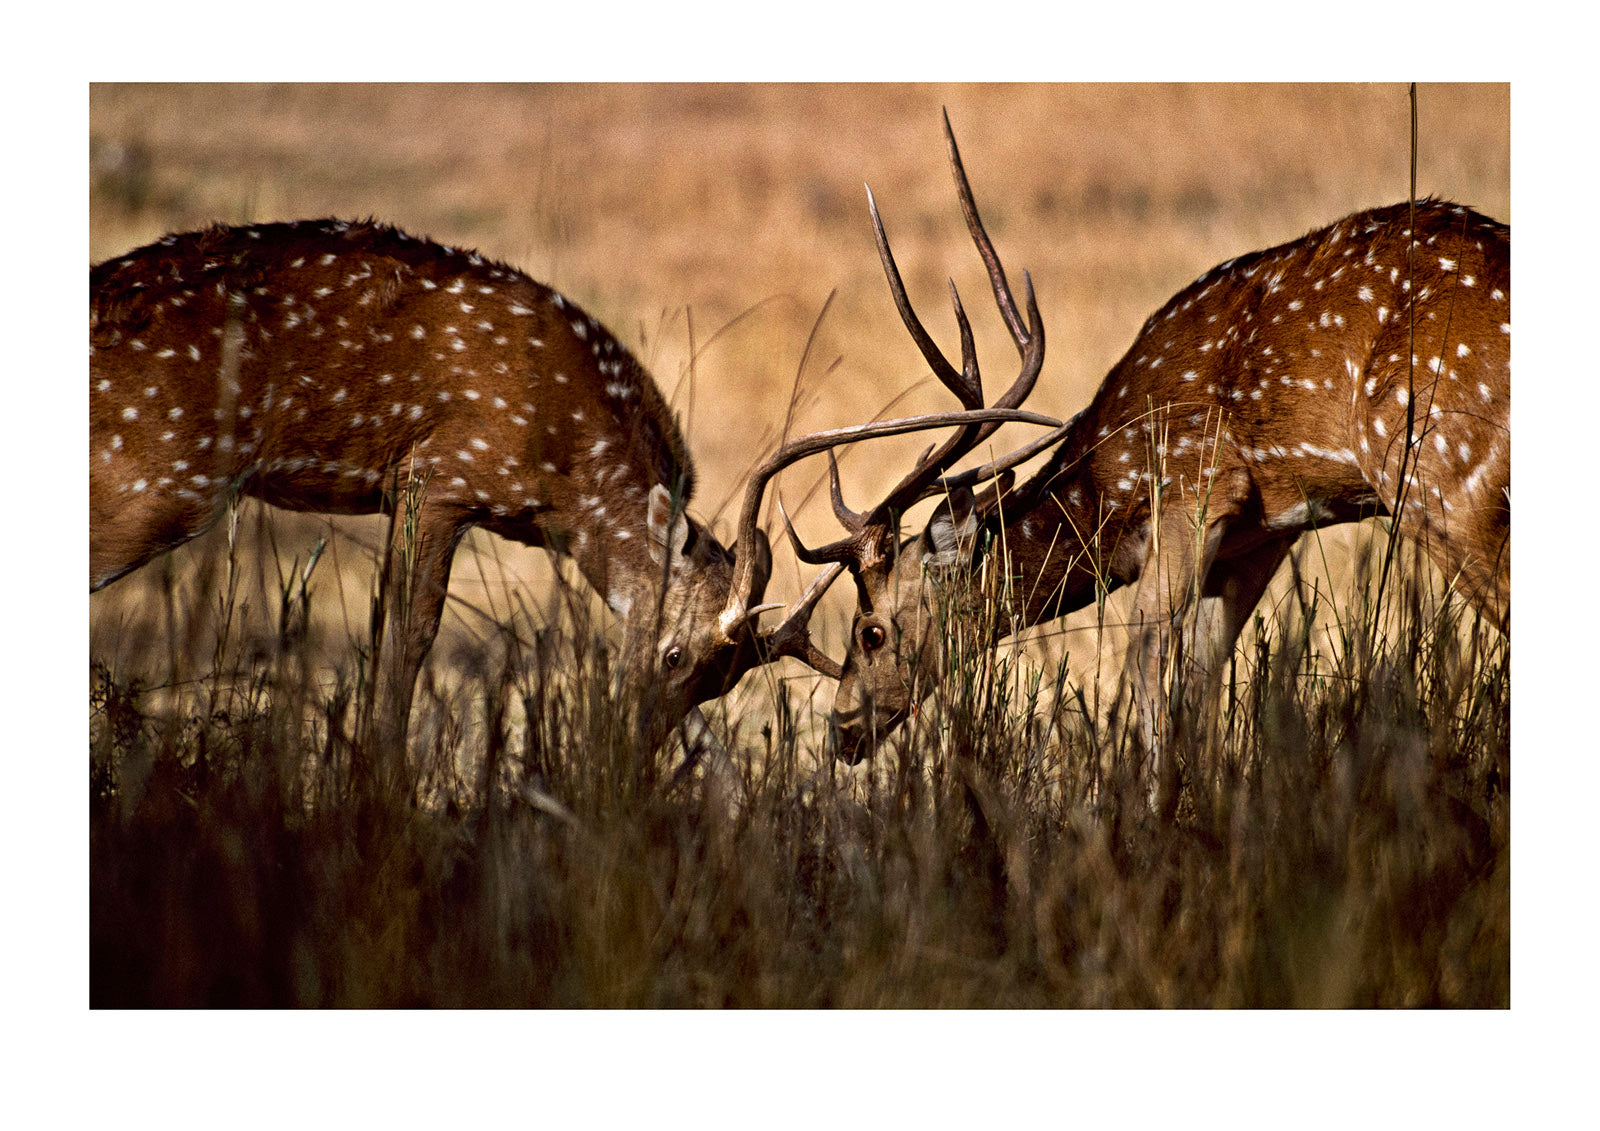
[772,109,1049,577]
[933,413,1077,499]
[716,109,1053,671]
[756,557,846,679]
[718,405,1065,647]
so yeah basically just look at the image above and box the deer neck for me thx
[998,409,1123,627]
[475,327,694,625]
[552,501,663,621]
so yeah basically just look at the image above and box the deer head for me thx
[609,482,778,744]
[828,478,995,762]
[777,111,1052,762]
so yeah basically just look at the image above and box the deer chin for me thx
[678,637,758,711]
[830,699,911,765]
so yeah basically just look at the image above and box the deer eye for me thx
[663,646,684,671]
[859,623,886,652]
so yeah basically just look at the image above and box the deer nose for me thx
[830,704,901,765]
[833,724,871,765]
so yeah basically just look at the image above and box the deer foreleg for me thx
[1185,536,1293,687]
[363,485,464,767]
[1123,469,1254,811]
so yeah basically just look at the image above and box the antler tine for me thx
[944,107,1028,353]
[944,108,1049,451]
[921,264,1044,467]
[826,450,865,532]
[719,406,1063,638]
[931,413,1074,499]
[758,559,847,680]
[947,275,981,401]
[778,496,858,568]
[987,270,1044,412]
[867,185,983,411]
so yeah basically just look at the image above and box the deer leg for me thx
[365,489,465,764]
[1124,507,1213,762]
[1179,534,1293,746]
[1402,497,1510,631]
[1184,535,1294,689]
[1374,415,1510,631]
[1122,469,1254,810]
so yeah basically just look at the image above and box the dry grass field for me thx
[88,83,1510,1011]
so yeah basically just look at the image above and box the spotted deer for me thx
[788,115,1510,777]
[89,218,856,753]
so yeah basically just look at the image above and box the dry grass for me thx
[88,83,1510,1010]
[90,532,1508,1007]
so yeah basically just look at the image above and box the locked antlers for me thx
[719,406,1063,676]
[713,110,1059,679]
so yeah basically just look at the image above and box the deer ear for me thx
[646,484,690,571]
[742,527,774,605]
[921,486,978,568]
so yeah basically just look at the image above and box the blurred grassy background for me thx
[88,81,1509,726]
